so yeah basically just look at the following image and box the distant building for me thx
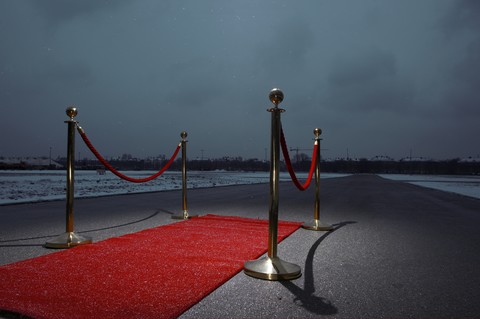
[459,157,480,163]
[0,157,62,169]
[399,156,434,162]
[370,155,395,162]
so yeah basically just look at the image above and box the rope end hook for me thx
[314,128,322,144]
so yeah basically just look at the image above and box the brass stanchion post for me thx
[45,107,92,248]
[244,88,301,281]
[302,128,333,231]
[172,131,197,220]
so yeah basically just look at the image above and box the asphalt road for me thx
[1,174,480,318]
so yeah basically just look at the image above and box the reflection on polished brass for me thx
[45,231,92,249]
[66,106,78,119]
[269,88,284,106]
[302,128,333,231]
[302,219,333,231]
[172,131,197,220]
[45,107,92,249]
[244,256,301,281]
[244,89,302,281]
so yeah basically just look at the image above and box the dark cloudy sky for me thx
[1,0,479,161]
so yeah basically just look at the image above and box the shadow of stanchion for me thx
[78,210,162,233]
[0,309,33,319]
[0,244,44,248]
[0,210,163,247]
[280,221,356,316]
[156,208,176,216]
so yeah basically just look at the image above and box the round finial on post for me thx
[314,128,322,137]
[181,131,188,140]
[269,88,284,106]
[66,106,78,120]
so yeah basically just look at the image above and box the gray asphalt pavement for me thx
[1,174,480,318]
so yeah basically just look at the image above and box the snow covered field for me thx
[380,174,480,199]
[0,170,347,205]
[1,171,479,205]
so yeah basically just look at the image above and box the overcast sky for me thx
[1,0,479,161]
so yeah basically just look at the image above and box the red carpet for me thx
[0,214,301,319]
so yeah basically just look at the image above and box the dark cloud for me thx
[437,0,480,119]
[164,57,231,108]
[447,41,480,117]
[440,0,480,34]
[328,49,396,87]
[0,0,478,160]
[256,19,315,77]
[324,48,415,113]
[29,0,133,25]
[43,61,94,88]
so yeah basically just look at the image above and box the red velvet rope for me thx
[280,126,317,191]
[77,126,181,183]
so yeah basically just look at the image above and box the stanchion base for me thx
[45,232,92,249]
[244,256,301,281]
[302,219,334,231]
[171,211,197,220]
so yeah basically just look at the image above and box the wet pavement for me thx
[1,174,480,318]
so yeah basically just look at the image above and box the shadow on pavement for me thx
[280,221,356,316]
[0,210,162,247]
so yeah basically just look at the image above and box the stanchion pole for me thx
[45,107,92,249]
[302,128,333,231]
[172,131,197,220]
[244,88,301,281]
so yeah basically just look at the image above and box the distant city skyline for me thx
[3,150,480,163]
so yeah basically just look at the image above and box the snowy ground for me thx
[0,170,347,205]
[380,174,480,200]
[1,171,479,205]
